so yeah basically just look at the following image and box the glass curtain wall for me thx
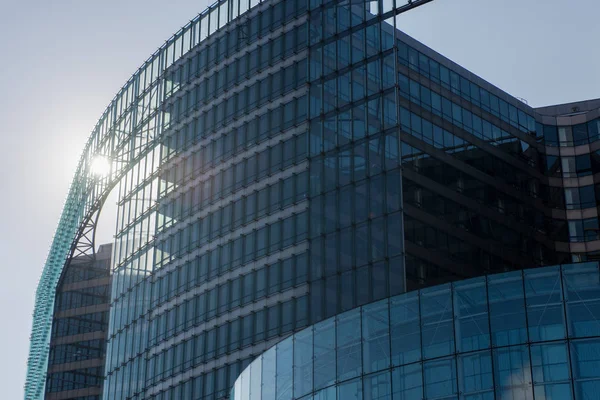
[104,0,311,398]
[231,262,600,400]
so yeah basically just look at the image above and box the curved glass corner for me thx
[231,262,600,400]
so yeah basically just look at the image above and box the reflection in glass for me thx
[390,292,421,366]
[314,386,336,400]
[363,300,391,374]
[421,284,455,359]
[570,339,600,400]
[392,364,422,400]
[230,263,600,400]
[423,357,457,399]
[337,309,362,381]
[250,356,262,399]
[453,278,490,352]
[563,263,600,338]
[488,272,528,347]
[530,342,572,400]
[338,377,362,400]
[277,339,293,400]
[240,362,250,400]
[262,348,276,400]
[525,267,566,342]
[363,370,391,400]
[294,328,314,398]
[458,351,493,400]
[493,346,533,400]
[314,318,336,390]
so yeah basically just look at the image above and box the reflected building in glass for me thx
[24,0,600,399]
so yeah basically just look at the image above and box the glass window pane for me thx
[458,351,493,400]
[294,328,314,398]
[314,319,336,390]
[525,267,566,342]
[453,277,490,352]
[563,262,600,338]
[392,363,422,400]
[239,364,250,400]
[314,386,336,400]
[531,342,572,400]
[250,355,262,399]
[423,357,457,400]
[390,292,421,366]
[421,284,454,359]
[363,370,391,400]
[362,299,391,374]
[338,377,362,400]
[488,271,528,347]
[277,339,293,400]
[337,308,362,381]
[571,338,600,400]
[262,348,276,400]
[493,345,533,400]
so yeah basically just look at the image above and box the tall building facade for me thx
[44,244,113,400]
[25,0,600,399]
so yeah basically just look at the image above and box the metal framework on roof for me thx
[24,0,433,398]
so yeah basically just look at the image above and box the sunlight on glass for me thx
[91,155,111,177]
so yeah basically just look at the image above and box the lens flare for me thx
[90,156,111,177]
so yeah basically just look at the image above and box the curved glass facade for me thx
[231,262,600,400]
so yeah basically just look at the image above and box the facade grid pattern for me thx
[232,262,600,400]
[26,0,600,399]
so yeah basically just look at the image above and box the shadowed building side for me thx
[44,244,113,400]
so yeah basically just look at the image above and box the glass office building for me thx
[25,0,600,399]
[231,262,600,400]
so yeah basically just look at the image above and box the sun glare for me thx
[91,155,111,177]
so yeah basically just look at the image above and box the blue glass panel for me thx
[250,356,262,399]
[525,267,566,342]
[390,292,421,366]
[314,386,336,400]
[423,357,457,400]
[392,363,422,400]
[294,328,314,398]
[493,345,533,400]
[570,339,600,400]
[487,271,527,347]
[313,318,336,390]
[363,370,391,400]
[362,299,391,374]
[337,308,362,381]
[530,342,572,400]
[453,277,490,352]
[277,339,293,400]
[421,284,454,359]
[338,377,362,400]
[262,349,276,400]
[562,262,600,338]
[240,363,250,400]
[458,351,493,400]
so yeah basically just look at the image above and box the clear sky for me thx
[0,0,598,398]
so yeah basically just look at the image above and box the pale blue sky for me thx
[0,0,598,398]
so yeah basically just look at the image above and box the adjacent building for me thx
[25,0,600,399]
[44,244,112,400]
